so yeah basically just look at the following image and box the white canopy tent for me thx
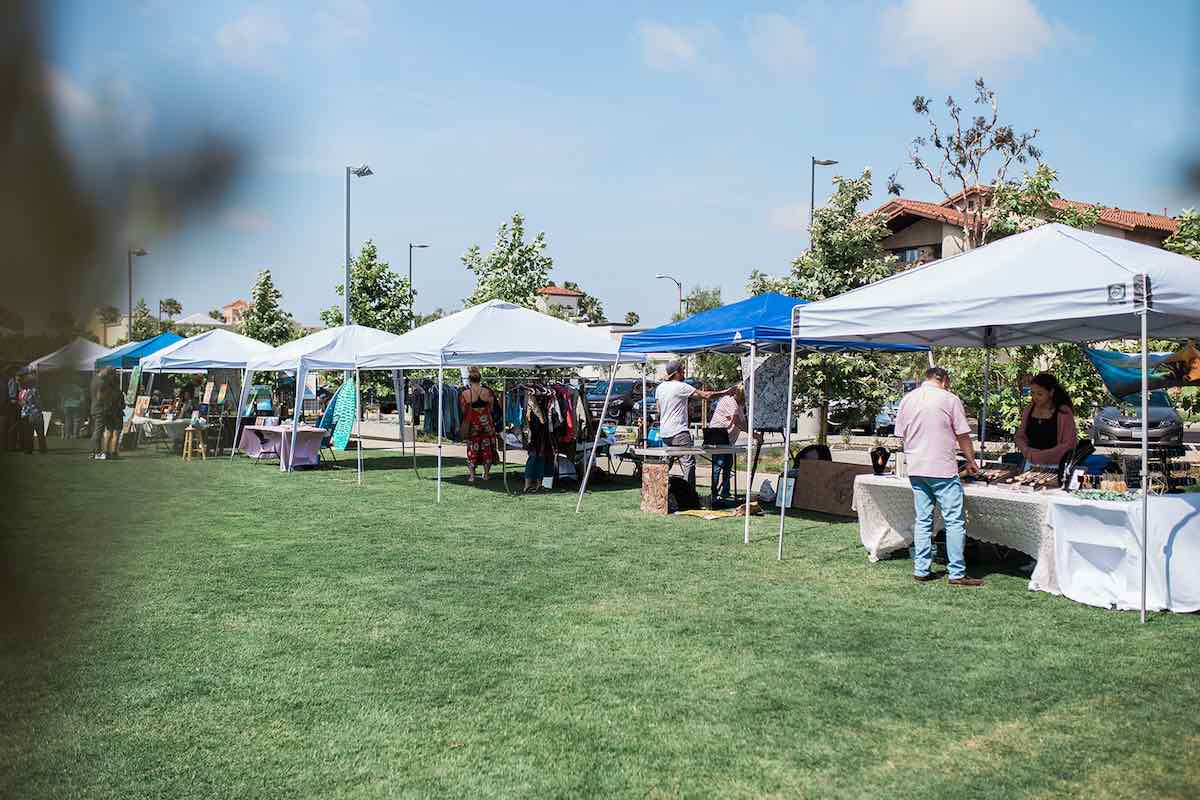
[357,299,645,500]
[139,328,271,372]
[234,324,411,478]
[24,337,112,373]
[787,223,1200,621]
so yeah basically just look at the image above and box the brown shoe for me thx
[913,572,943,583]
[949,576,985,587]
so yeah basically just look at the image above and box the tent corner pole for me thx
[1140,305,1149,624]
[228,368,251,464]
[576,353,622,513]
[355,368,363,485]
[980,345,991,462]
[437,364,443,503]
[777,336,797,560]
[744,343,757,545]
[287,364,305,473]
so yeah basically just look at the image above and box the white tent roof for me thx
[245,324,410,372]
[788,223,1200,347]
[139,328,273,372]
[174,312,231,328]
[25,337,113,372]
[356,299,645,369]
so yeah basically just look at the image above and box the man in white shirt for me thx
[656,361,733,487]
[894,367,982,587]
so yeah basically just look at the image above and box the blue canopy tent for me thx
[95,331,185,370]
[577,293,928,546]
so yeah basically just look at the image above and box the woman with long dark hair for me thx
[1015,372,1077,467]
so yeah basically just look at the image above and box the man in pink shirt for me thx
[894,367,982,587]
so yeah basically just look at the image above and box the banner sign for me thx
[1082,342,1200,398]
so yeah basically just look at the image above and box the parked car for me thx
[1092,390,1184,447]
[586,379,654,425]
[632,379,703,427]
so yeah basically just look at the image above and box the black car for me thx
[1091,390,1185,447]
[586,379,654,425]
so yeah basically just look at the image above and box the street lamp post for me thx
[127,247,148,341]
[344,164,373,325]
[655,273,684,319]
[810,156,839,231]
[408,243,429,326]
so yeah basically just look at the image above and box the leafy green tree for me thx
[128,298,160,341]
[239,270,295,347]
[158,297,182,322]
[97,305,121,326]
[748,169,901,442]
[670,286,740,386]
[545,303,574,321]
[624,311,640,326]
[1164,208,1200,260]
[320,240,415,334]
[988,165,1101,238]
[208,308,224,321]
[415,308,445,327]
[463,212,553,308]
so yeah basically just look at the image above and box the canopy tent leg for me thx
[744,343,757,545]
[229,369,254,463]
[502,379,509,494]
[356,368,363,485]
[286,362,306,473]
[392,369,404,456]
[576,353,621,513]
[777,335,798,560]
[437,365,443,503]
[1140,303,1149,624]
[409,372,420,478]
[641,365,648,444]
[980,346,991,462]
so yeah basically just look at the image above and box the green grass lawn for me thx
[2,445,1197,799]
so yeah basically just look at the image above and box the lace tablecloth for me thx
[853,475,1060,593]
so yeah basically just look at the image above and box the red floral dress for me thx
[460,388,497,468]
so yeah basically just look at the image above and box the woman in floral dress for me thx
[458,368,497,483]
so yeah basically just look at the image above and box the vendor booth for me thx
[788,222,1200,619]
[357,299,645,501]
[234,324,410,477]
[24,337,113,373]
[578,293,926,545]
[95,331,184,370]
[137,329,273,452]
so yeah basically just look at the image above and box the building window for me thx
[892,244,942,265]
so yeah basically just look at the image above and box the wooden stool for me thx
[183,426,206,461]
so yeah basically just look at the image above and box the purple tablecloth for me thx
[240,424,326,469]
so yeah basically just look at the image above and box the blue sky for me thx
[45,0,1199,328]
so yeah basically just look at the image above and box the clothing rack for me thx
[499,375,589,494]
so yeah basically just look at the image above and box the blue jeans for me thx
[711,454,733,498]
[910,476,967,579]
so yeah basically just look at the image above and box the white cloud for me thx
[635,20,716,71]
[316,0,372,45]
[767,203,809,233]
[216,12,290,71]
[745,13,813,70]
[223,208,272,233]
[880,0,1067,76]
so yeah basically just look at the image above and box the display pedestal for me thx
[789,460,874,517]
[641,462,670,515]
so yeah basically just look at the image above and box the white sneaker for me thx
[95,453,106,460]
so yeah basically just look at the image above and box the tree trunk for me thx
[817,376,830,445]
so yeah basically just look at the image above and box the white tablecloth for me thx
[854,474,1061,594]
[854,475,1200,612]
[1046,494,1200,613]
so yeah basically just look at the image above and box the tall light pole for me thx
[408,243,429,326]
[344,164,373,325]
[127,247,148,342]
[655,273,684,319]
[810,156,838,231]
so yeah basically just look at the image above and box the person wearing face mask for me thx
[1015,372,1077,469]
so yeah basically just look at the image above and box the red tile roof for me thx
[538,285,584,297]
[872,190,1178,235]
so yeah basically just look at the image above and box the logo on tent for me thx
[1106,283,1127,304]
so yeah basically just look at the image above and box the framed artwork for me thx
[133,395,151,417]
[202,381,215,405]
[216,384,229,405]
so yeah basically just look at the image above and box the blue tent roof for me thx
[95,331,185,369]
[618,293,927,354]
